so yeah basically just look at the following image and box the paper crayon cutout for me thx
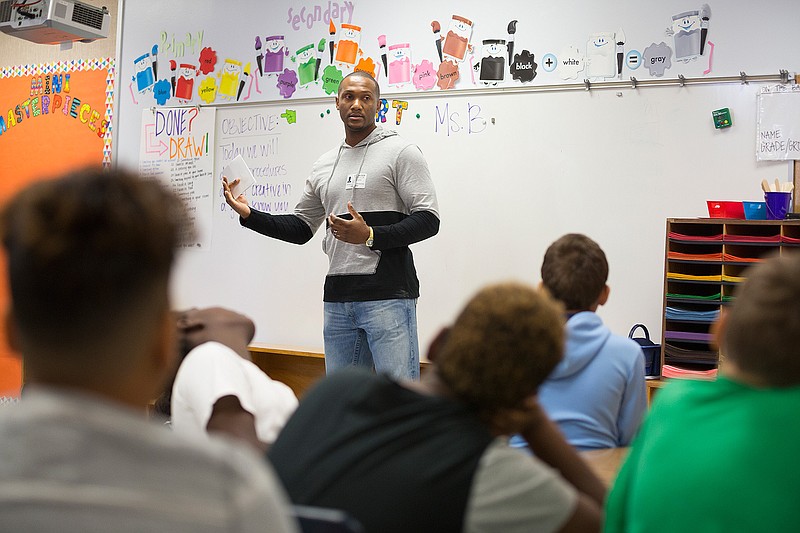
[586,32,616,78]
[476,39,507,85]
[264,35,290,75]
[335,24,363,67]
[388,43,412,86]
[218,59,242,100]
[175,64,197,101]
[668,10,701,61]
[442,15,473,63]
[412,60,437,90]
[643,42,672,77]
[293,44,317,86]
[133,52,155,93]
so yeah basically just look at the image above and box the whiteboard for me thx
[115,0,799,353]
[756,85,800,161]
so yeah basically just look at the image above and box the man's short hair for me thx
[338,70,380,99]
[724,252,800,386]
[541,233,609,311]
[436,282,564,419]
[0,167,189,359]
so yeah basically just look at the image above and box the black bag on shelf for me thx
[628,324,661,377]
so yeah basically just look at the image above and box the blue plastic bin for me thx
[743,201,767,220]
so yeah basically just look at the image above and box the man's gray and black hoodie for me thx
[241,126,439,302]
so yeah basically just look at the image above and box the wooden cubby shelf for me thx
[663,218,800,371]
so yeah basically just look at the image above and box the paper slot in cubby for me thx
[724,223,781,243]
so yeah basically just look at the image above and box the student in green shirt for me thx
[605,252,800,533]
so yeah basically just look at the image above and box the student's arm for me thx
[524,418,604,533]
[206,395,268,453]
[517,403,607,506]
[494,397,605,532]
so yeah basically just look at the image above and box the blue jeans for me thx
[323,299,419,380]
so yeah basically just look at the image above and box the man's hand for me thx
[328,201,371,244]
[222,176,252,219]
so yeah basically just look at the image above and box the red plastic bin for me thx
[707,201,744,219]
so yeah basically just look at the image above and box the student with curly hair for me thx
[268,282,606,533]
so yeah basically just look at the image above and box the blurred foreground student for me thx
[268,282,606,533]
[605,253,800,532]
[168,306,298,449]
[513,234,646,451]
[0,168,297,533]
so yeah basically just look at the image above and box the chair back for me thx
[290,505,365,533]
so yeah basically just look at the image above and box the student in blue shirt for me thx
[514,233,647,450]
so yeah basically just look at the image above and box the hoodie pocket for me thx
[324,229,381,276]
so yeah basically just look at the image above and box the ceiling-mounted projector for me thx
[0,0,110,44]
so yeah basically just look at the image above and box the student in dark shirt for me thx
[268,282,606,533]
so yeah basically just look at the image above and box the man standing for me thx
[224,71,439,380]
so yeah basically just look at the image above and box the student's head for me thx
[153,307,257,418]
[540,233,609,312]
[434,282,565,419]
[0,167,190,403]
[720,253,800,387]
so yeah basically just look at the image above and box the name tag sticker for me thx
[345,173,367,190]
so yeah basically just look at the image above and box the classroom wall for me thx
[113,0,799,357]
